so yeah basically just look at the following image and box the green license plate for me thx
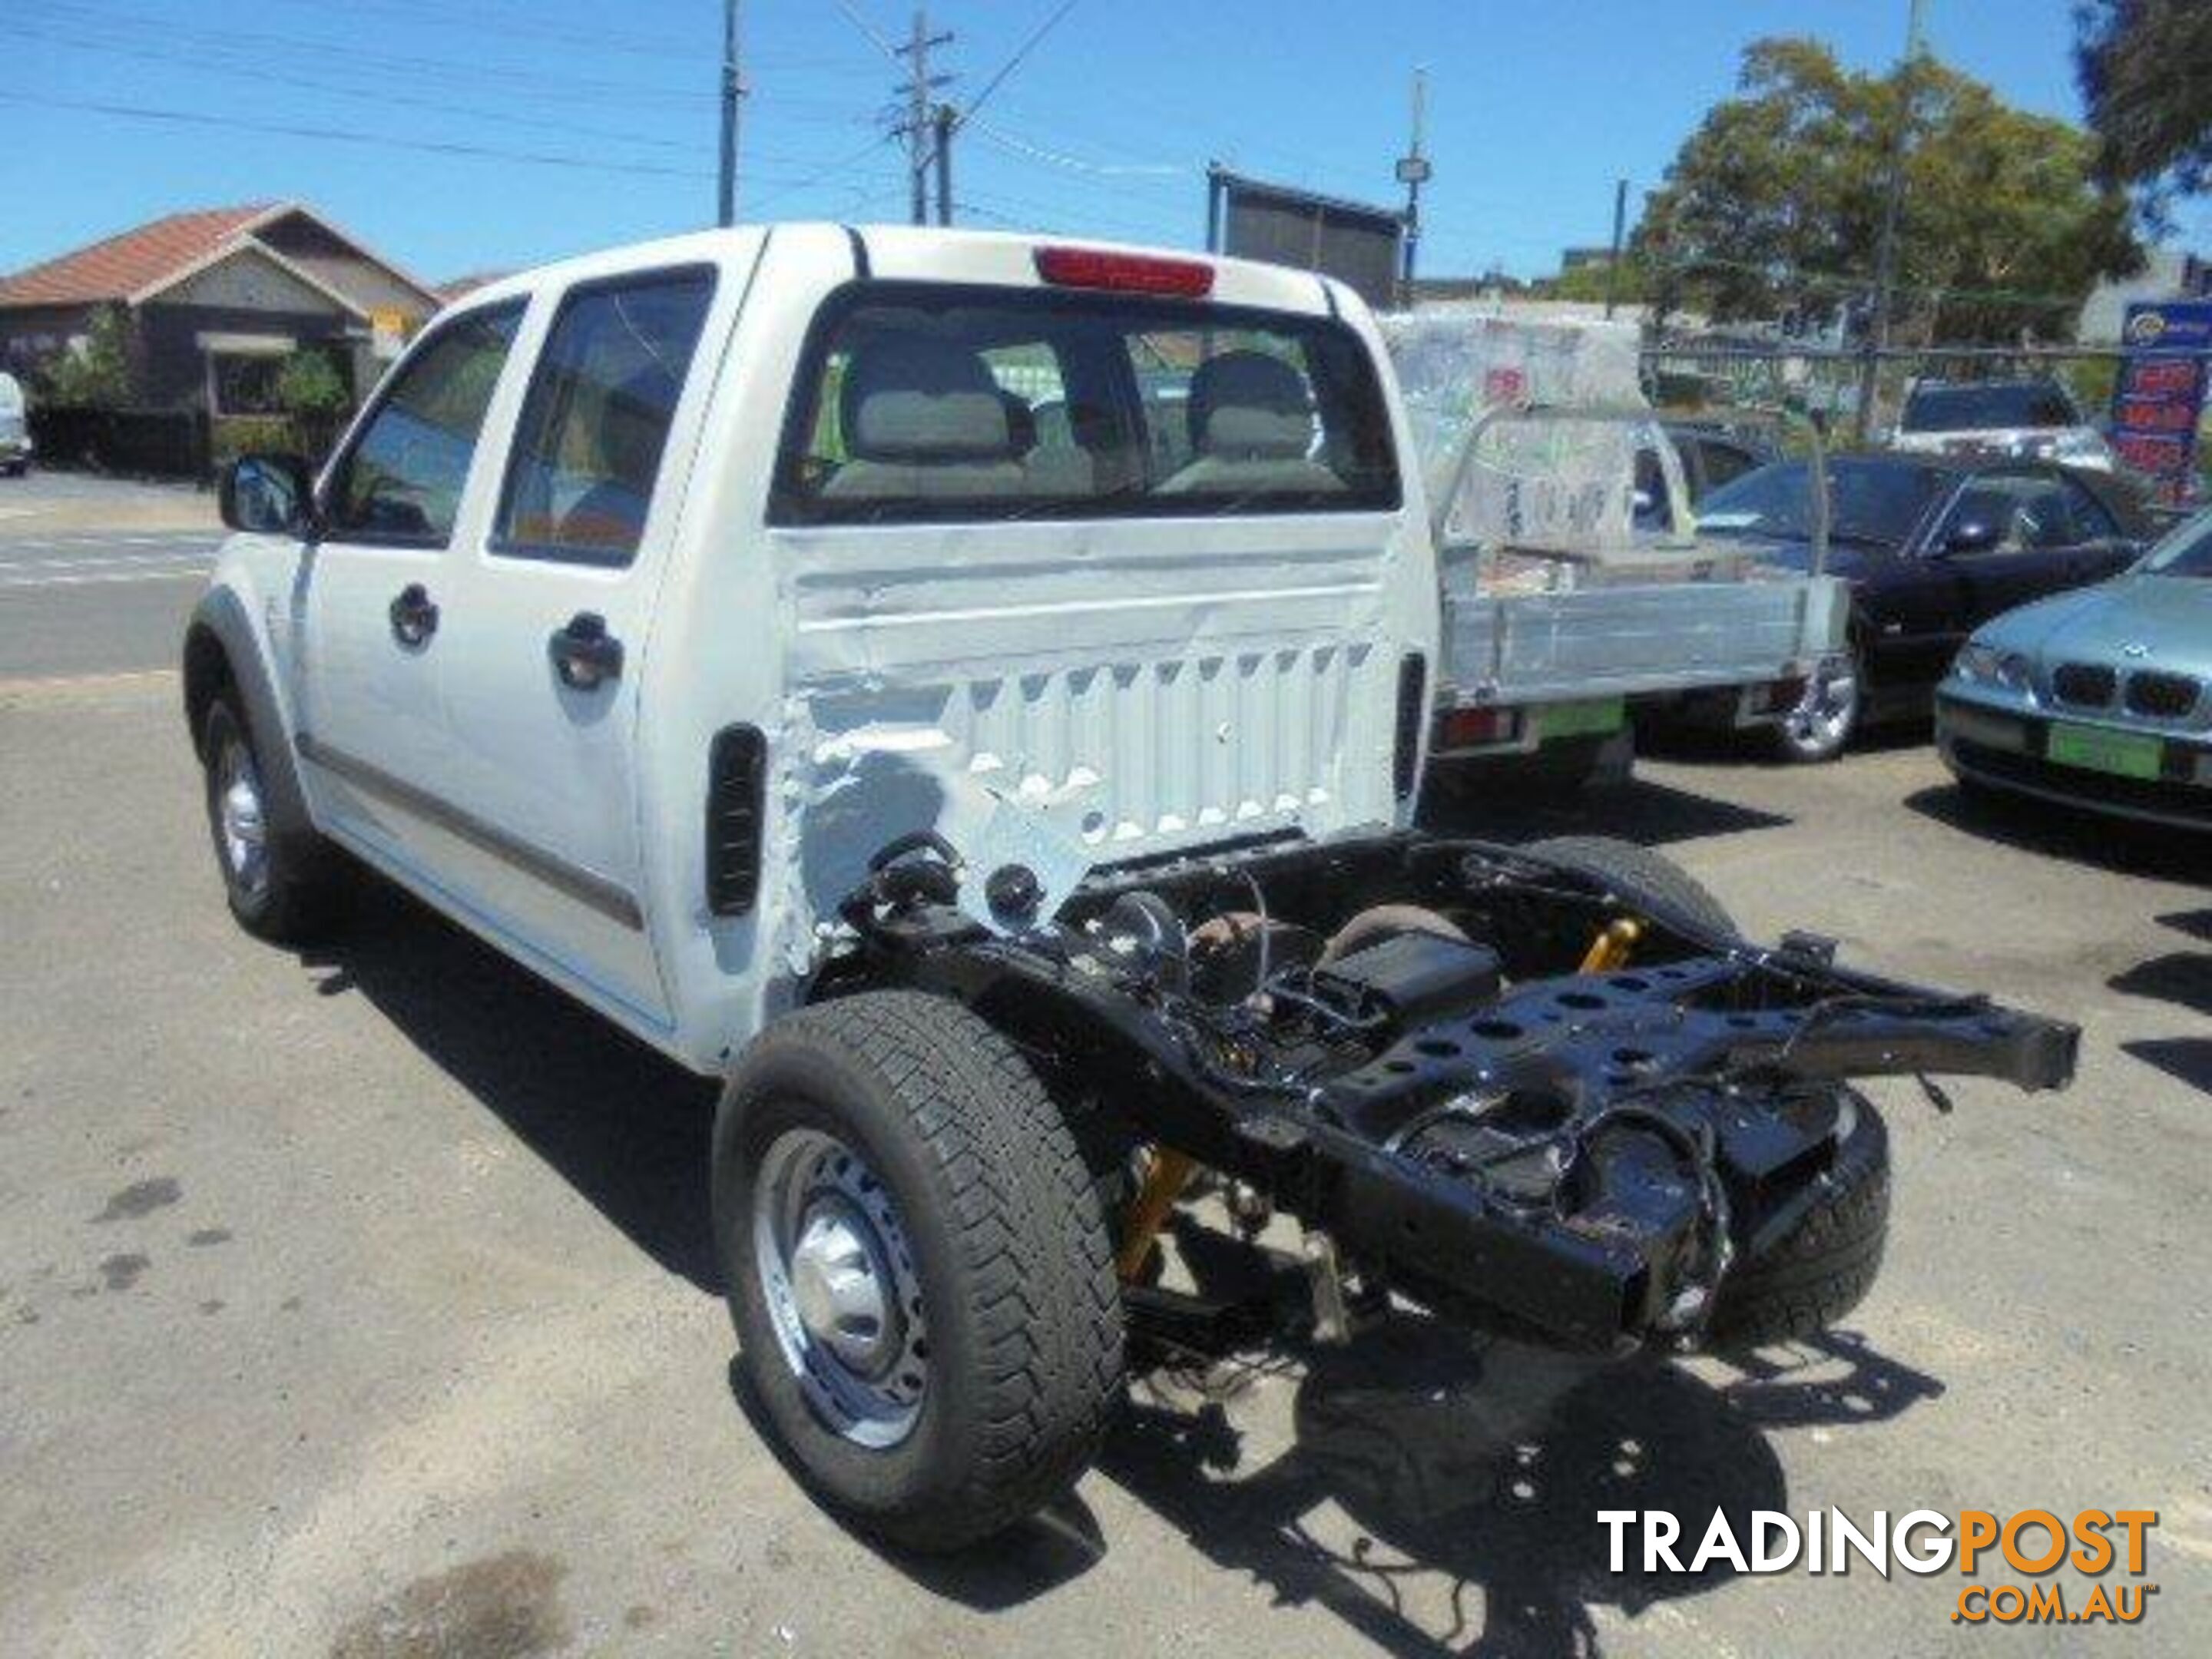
[2045,723,2164,780]
[1539,697,1626,741]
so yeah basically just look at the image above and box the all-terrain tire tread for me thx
[730,992,1121,1548]
[1522,834,1737,939]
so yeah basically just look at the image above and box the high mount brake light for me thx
[1033,245,1214,298]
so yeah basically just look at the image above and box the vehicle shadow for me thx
[1087,1320,1942,1657]
[1902,781,2210,882]
[297,878,722,1290]
[1420,774,1791,847]
[2110,912,2212,1097]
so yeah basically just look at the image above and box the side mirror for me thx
[219,453,317,536]
[1943,518,2001,555]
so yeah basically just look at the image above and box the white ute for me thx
[185,224,2075,1549]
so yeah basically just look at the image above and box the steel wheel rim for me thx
[216,735,270,897]
[753,1127,928,1449]
[1784,657,1859,754]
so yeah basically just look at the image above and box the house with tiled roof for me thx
[0,202,440,417]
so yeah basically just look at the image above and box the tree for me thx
[2075,0,2212,206]
[274,350,349,419]
[1634,38,2141,343]
[39,303,134,407]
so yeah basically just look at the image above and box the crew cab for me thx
[184,226,2075,1551]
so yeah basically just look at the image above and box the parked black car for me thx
[1685,452,2151,760]
[1634,420,1782,525]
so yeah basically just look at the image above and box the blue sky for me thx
[2,0,2205,286]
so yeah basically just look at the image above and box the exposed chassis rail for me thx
[833,831,2078,1353]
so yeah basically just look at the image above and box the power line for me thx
[40,0,720,104]
[960,0,1083,127]
[0,88,913,191]
[18,27,705,156]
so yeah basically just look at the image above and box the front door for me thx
[296,300,526,873]
[406,264,724,1036]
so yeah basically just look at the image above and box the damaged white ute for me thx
[185,225,2075,1550]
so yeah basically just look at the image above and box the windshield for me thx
[1697,458,1945,547]
[772,282,1399,525]
[1900,382,2076,432]
[0,373,23,418]
[2140,509,2212,578]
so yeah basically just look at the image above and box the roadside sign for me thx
[2112,300,2212,506]
[369,309,409,360]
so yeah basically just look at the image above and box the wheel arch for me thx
[182,585,316,843]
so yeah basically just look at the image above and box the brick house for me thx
[0,202,441,417]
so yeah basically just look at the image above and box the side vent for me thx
[706,724,767,916]
[1393,651,1428,801]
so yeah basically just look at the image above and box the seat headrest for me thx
[839,337,1015,462]
[997,389,1038,455]
[1188,351,1313,461]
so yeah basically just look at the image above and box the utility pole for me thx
[1856,0,1930,441]
[716,0,742,226]
[896,9,953,226]
[933,103,957,225]
[1394,68,1431,305]
[1603,177,1628,320]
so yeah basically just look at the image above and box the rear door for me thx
[296,300,525,869]
[402,261,726,1034]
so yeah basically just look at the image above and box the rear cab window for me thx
[770,283,1399,524]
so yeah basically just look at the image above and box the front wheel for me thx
[1770,651,1862,764]
[715,992,1123,1551]
[199,696,341,942]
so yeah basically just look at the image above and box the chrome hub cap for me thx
[753,1128,928,1449]
[217,738,270,896]
[1785,655,1859,754]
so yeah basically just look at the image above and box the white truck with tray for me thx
[1382,311,1848,786]
[184,226,2071,1551]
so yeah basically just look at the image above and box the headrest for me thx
[1188,350,1313,460]
[997,389,1038,455]
[839,337,1015,462]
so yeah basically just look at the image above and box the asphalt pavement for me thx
[0,472,219,680]
[2,490,2208,1656]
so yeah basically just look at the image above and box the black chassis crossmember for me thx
[827,830,2079,1354]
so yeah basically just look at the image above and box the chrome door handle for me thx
[548,611,624,690]
[389,582,439,647]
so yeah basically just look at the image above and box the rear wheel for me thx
[1707,1091,1891,1347]
[1771,650,1861,764]
[1521,834,1737,939]
[716,992,1123,1550]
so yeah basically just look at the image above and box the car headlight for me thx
[1955,641,2033,690]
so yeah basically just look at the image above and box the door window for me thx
[1940,475,2078,554]
[1694,438,1761,492]
[494,268,716,565]
[2055,475,2121,541]
[325,303,522,546]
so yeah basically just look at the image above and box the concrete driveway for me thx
[1,680,2206,1657]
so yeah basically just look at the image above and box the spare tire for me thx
[1706,1091,1891,1349]
[1520,834,1737,940]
